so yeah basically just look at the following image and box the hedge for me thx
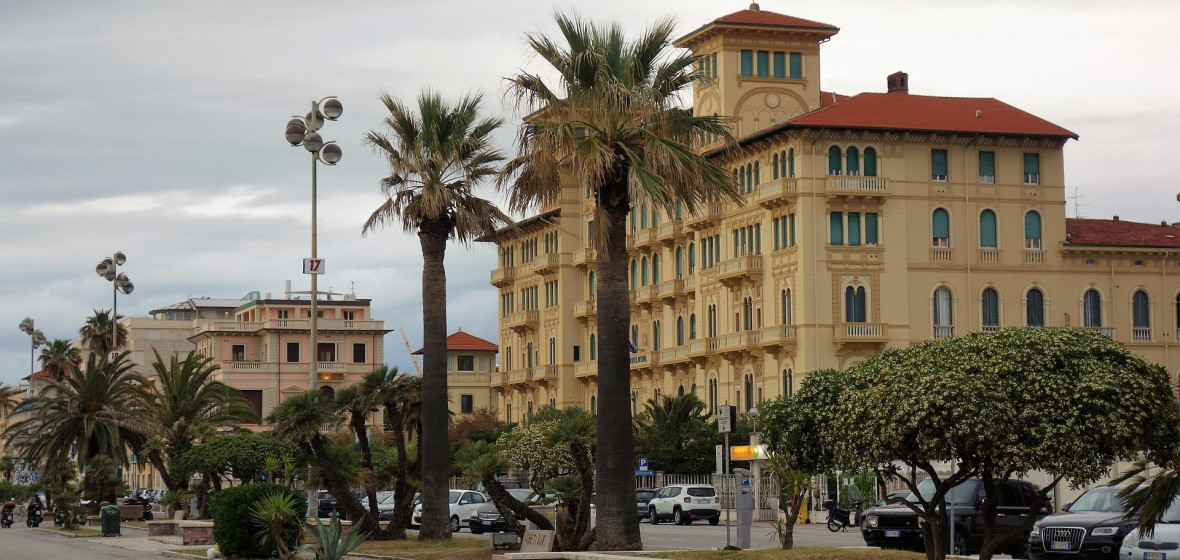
[209,483,305,558]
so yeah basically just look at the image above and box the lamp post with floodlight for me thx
[95,251,133,355]
[17,318,46,378]
[283,97,342,390]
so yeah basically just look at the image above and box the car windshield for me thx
[1067,487,1123,513]
[1157,497,1180,523]
[912,479,979,505]
[379,494,394,505]
[449,491,463,504]
[508,489,534,501]
[637,491,656,501]
[687,488,716,497]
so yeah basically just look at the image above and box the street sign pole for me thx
[725,431,731,549]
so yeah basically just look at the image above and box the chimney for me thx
[1113,215,1120,221]
[748,2,760,10]
[284,279,292,298]
[887,71,909,94]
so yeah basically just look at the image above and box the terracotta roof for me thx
[820,91,849,107]
[713,7,838,31]
[1066,218,1180,248]
[783,93,1077,139]
[412,331,498,355]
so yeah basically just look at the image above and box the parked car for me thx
[1030,485,1133,560]
[471,480,524,494]
[636,488,660,520]
[874,490,912,509]
[469,488,538,534]
[648,484,720,526]
[1119,494,1180,560]
[411,489,488,532]
[861,477,1049,557]
[314,491,346,519]
[376,491,395,521]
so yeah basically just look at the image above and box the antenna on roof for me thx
[1068,186,1089,219]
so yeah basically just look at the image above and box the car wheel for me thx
[709,516,720,526]
[673,508,683,525]
[450,516,460,533]
[649,508,659,525]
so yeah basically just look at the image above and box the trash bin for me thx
[101,504,121,537]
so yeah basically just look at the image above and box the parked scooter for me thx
[1,500,14,529]
[26,501,43,528]
[822,499,865,532]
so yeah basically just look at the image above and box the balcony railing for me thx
[686,203,725,229]
[657,221,685,244]
[833,322,888,342]
[629,353,649,366]
[933,325,954,340]
[717,331,761,354]
[1133,327,1152,342]
[931,248,952,262]
[717,255,763,283]
[659,346,689,365]
[317,361,346,372]
[573,299,597,319]
[575,361,597,378]
[628,229,657,249]
[759,325,797,346]
[757,177,798,208]
[687,337,718,357]
[505,310,540,331]
[572,248,597,267]
[978,248,1000,264]
[533,253,567,274]
[659,279,684,300]
[636,285,660,305]
[1024,250,1044,264]
[826,175,889,197]
[193,318,384,337]
[541,365,564,381]
[225,361,262,370]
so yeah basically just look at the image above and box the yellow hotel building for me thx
[485,4,1180,423]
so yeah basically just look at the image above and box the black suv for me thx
[861,477,1049,558]
[1028,485,1133,560]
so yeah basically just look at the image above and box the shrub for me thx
[210,483,305,558]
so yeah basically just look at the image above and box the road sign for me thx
[718,405,734,433]
[303,258,326,274]
[638,458,648,470]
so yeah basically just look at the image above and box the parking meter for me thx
[734,468,753,549]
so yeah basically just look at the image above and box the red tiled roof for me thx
[412,331,498,355]
[820,91,848,107]
[1066,218,1180,248]
[714,8,838,31]
[785,93,1078,139]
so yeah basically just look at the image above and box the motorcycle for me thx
[25,503,43,528]
[1,501,14,529]
[822,499,865,532]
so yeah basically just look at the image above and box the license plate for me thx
[1145,553,1165,560]
[1051,541,1072,551]
[885,530,901,537]
[697,499,711,504]
[483,520,494,525]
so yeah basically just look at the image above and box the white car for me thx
[1120,496,1180,560]
[411,489,488,533]
[648,484,721,526]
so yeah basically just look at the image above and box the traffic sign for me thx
[638,458,648,470]
[303,258,326,275]
[718,405,735,433]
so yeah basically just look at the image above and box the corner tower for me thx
[675,3,838,139]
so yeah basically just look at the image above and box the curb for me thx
[346,553,412,560]
[31,527,104,538]
[161,552,205,560]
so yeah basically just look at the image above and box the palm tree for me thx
[334,368,390,523]
[2,353,145,487]
[134,351,256,492]
[644,393,709,428]
[362,90,509,540]
[380,369,422,539]
[39,339,81,382]
[79,309,128,357]
[501,13,741,550]
[547,410,597,551]
[456,440,552,536]
[0,383,22,422]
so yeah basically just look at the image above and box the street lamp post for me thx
[283,97,342,390]
[95,252,134,355]
[17,318,46,377]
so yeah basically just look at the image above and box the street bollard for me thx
[734,468,753,549]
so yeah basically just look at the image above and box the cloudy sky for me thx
[1,0,1176,384]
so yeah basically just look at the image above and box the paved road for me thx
[637,518,866,550]
[0,526,168,559]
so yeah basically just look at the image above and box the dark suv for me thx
[861,477,1049,557]
[1028,485,1133,560]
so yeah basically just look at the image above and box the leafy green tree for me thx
[501,12,740,550]
[836,328,1179,560]
[78,309,127,355]
[0,457,13,482]
[499,418,574,494]
[363,90,508,541]
[634,394,715,475]
[38,339,81,382]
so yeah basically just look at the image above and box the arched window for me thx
[641,256,649,286]
[675,200,682,220]
[640,204,648,229]
[932,208,950,247]
[788,148,795,177]
[781,289,793,324]
[784,369,794,397]
[527,401,533,420]
[675,247,683,278]
[678,385,685,397]
[982,288,999,330]
[1133,291,1151,340]
[589,334,597,360]
[738,167,745,191]
[688,243,696,274]
[743,297,754,331]
[588,271,596,299]
[744,374,754,410]
[933,287,953,339]
[651,208,659,228]
[772,153,780,179]
[1027,288,1045,326]
[980,210,997,248]
[691,383,697,397]
[846,146,860,176]
[845,286,867,322]
[590,396,596,415]
[754,161,761,185]
[1025,211,1043,250]
[549,338,556,363]
[652,321,661,351]
[654,388,661,403]
[630,260,637,290]
[526,342,533,368]
[676,317,685,346]
[631,324,639,347]
[1084,289,1102,328]
[689,314,697,340]
[863,147,878,177]
[828,146,842,175]
[506,403,512,423]
[651,254,660,284]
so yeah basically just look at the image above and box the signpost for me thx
[635,457,652,477]
[302,258,326,274]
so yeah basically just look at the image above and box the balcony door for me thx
[317,342,337,363]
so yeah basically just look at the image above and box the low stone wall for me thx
[178,521,214,546]
[147,520,177,536]
[304,518,353,538]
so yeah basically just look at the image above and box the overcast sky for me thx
[1,0,1177,385]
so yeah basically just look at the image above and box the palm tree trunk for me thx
[484,477,552,536]
[378,401,413,540]
[308,435,375,533]
[594,190,643,550]
[418,225,451,540]
[353,415,379,521]
[146,452,178,493]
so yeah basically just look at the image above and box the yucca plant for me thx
[300,513,368,560]
[250,491,302,559]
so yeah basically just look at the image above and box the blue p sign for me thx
[638,458,648,470]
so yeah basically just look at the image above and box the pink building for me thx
[188,294,390,424]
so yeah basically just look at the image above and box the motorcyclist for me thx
[26,495,43,527]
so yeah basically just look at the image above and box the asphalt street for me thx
[0,526,168,559]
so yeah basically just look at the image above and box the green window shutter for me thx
[932,209,950,240]
[789,52,802,79]
[733,231,739,255]
[754,161,760,185]
[1027,289,1044,326]
[865,213,878,245]
[755,223,762,254]
[830,212,843,246]
[980,210,997,248]
[788,149,795,177]
[789,214,796,246]
[712,53,718,77]
[630,261,637,290]
[978,151,995,177]
[982,289,999,327]
[1025,211,1042,240]
[1134,292,1150,328]
[740,50,753,76]
[847,212,861,246]
[828,146,842,174]
[931,149,948,179]
[640,207,647,229]
[773,218,781,250]
[630,210,636,231]
[772,154,779,179]
[773,52,785,78]
[846,147,860,175]
[756,51,769,77]
[863,148,877,177]
[1024,153,1040,175]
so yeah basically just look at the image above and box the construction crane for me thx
[398,327,423,376]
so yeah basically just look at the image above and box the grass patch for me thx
[354,537,493,560]
[650,547,927,560]
[45,526,102,536]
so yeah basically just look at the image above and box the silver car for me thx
[1119,495,1180,560]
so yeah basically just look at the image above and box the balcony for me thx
[317,361,346,372]
[684,276,697,295]
[636,285,660,307]
[687,337,718,359]
[717,331,761,356]
[757,178,798,209]
[575,361,597,378]
[658,346,690,366]
[224,361,263,370]
[192,321,262,336]
[659,279,684,301]
[490,268,515,287]
[717,255,763,285]
[686,203,725,229]
[539,364,566,383]
[627,229,657,249]
[505,310,540,332]
[573,248,597,267]
[931,248,953,262]
[826,175,890,200]
[533,253,567,275]
[933,326,954,340]
[1024,250,1044,264]
[978,248,1000,264]
[657,221,685,245]
[257,318,385,332]
[491,372,508,387]
[759,325,797,349]
[508,368,530,386]
[1132,328,1152,343]
[573,299,597,320]
[832,322,889,346]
